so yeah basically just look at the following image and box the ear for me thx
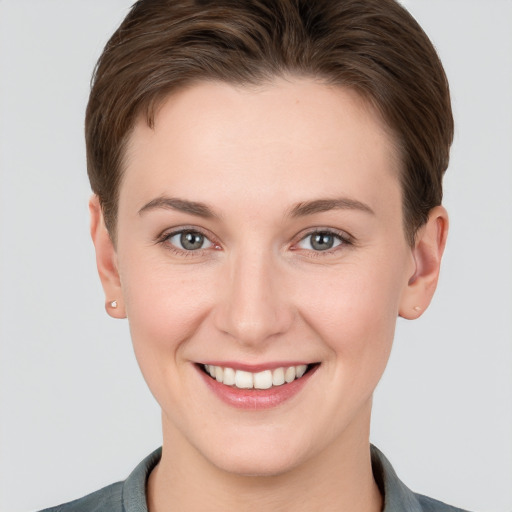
[399,206,449,320]
[89,195,126,319]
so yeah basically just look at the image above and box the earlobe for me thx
[89,195,126,319]
[399,206,449,320]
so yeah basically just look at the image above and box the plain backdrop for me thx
[0,1,511,511]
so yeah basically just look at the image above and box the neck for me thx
[148,409,382,512]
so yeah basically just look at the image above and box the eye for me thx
[167,230,213,251]
[296,231,345,251]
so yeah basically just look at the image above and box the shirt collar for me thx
[371,444,423,512]
[122,445,423,512]
[122,447,161,512]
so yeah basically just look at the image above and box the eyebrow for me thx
[289,198,375,217]
[138,195,375,219]
[138,197,217,218]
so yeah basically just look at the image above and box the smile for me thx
[198,362,319,409]
[203,364,310,390]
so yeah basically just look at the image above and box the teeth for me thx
[272,367,285,386]
[223,367,236,386]
[203,364,310,389]
[253,370,272,390]
[235,370,253,389]
[284,366,296,383]
[296,364,307,378]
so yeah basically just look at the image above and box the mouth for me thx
[200,363,318,390]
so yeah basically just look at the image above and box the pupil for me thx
[311,233,334,251]
[181,232,203,250]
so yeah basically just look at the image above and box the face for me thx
[103,78,420,475]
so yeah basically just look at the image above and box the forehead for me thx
[121,78,401,216]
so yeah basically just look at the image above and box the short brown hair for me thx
[86,0,453,245]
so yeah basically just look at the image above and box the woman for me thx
[11,0,501,510]
[38,0,459,510]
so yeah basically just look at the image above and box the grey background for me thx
[0,1,511,511]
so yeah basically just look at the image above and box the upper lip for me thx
[198,361,316,372]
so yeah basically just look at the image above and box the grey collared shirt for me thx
[39,446,472,512]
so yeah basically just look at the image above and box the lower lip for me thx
[197,365,318,409]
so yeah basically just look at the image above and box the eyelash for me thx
[156,227,353,257]
[156,227,219,257]
[293,229,353,257]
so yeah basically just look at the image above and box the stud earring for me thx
[413,306,422,312]
[109,300,118,309]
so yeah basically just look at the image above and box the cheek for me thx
[119,255,214,376]
[120,265,221,421]
[295,258,405,366]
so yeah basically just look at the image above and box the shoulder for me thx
[36,448,161,512]
[37,481,123,512]
[370,445,474,512]
[414,493,471,512]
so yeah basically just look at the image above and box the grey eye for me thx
[298,232,342,251]
[168,231,213,251]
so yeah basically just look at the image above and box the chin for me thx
[212,449,301,478]
[197,429,308,478]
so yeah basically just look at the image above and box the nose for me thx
[213,249,294,348]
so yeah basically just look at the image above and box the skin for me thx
[90,78,448,511]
